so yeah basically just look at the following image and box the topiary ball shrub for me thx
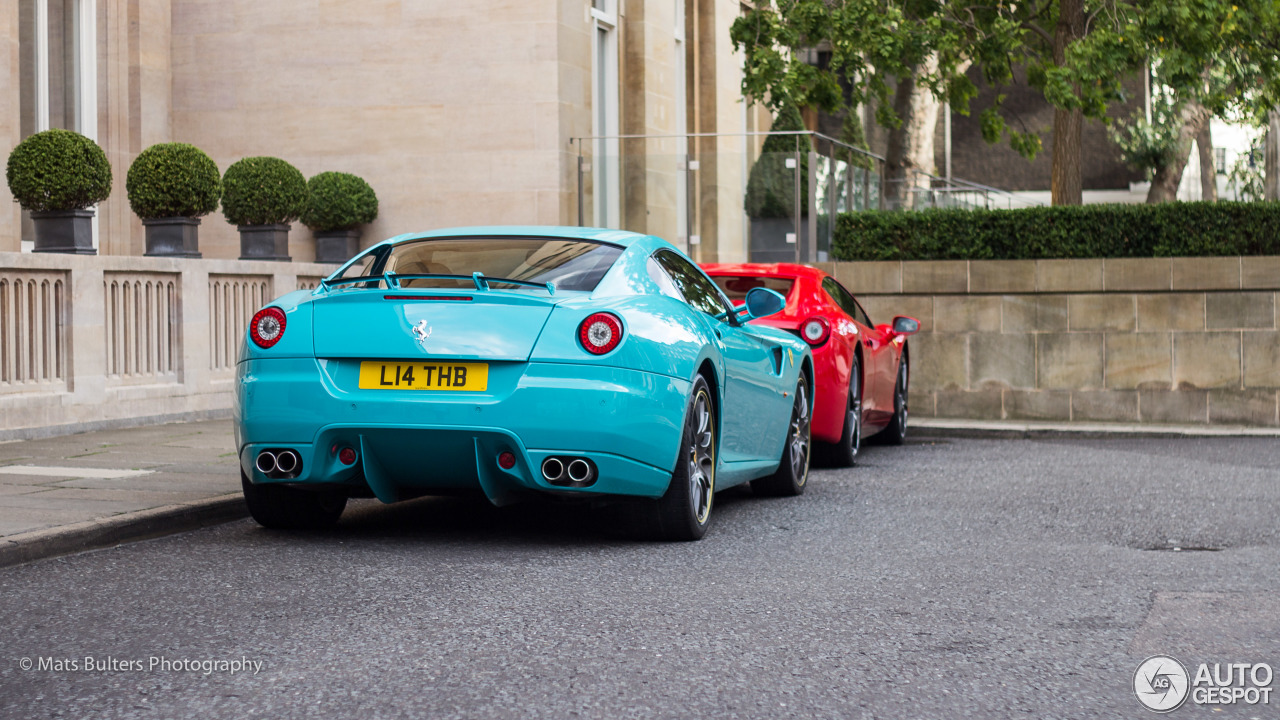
[220,156,307,227]
[301,172,379,232]
[6,129,112,212]
[745,102,811,219]
[126,143,221,220]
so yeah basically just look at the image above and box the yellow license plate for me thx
[358,361,488,391]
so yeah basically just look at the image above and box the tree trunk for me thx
[883,54,941,210]
[1050,0,1085,205]
[1147,101,1212,203]
[1197,121,1217,201]
[1266,110,1280,201]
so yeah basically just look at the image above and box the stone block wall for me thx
[821,257,1280,426]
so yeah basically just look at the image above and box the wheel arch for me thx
[696,358,723,448]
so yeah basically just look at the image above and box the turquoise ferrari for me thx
[234,227,814,540]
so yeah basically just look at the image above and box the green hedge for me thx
[6,129,112,212]
[833,202,1280,261]
[220,156,307,226]
[302,171,378,232]
[126,143,221,220]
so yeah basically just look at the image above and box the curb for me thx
[912,418,1280,439]
[0,493,248,569]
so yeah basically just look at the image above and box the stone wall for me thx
[0,252,333,439]
[823,257,1280,426]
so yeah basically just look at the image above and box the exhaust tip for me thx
[275,450,299,474]
[567,458,592,483]
[541,457,565,482]
[255,451,277,475]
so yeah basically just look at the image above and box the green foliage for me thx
[833,203,1280,261]
[220,156,307,227]
[835,109,873,170]
[745,103,812,218]
[301,172,379,232]
[1227,134,1266,202]
[125,143,221,220]
[5,129,112,212]
[1108,112,1182,180]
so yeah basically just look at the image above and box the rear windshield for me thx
[360,237,623,292]
[709,275,795,305]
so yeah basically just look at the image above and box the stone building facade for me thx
[2,0,763,263]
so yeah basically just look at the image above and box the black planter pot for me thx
[31,210,96,255]
[313,229,362,264]
[143,217,202,258]
[238,223,291,261]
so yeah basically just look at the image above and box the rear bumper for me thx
[234,358,689,502]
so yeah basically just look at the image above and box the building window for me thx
[591,0,619,228]
[18,0,98,249]
[1214,147,1227,176]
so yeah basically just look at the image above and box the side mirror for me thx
[744,287,787,320]
[891,315,920,336]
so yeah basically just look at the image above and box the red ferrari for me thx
[702,263,919,466]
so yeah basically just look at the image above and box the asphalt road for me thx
[2,434,1280,719]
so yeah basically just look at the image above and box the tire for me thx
[241,469,347,530]
[752,371,812,497]
[876,357,909,445]
[647,374,718,541]
[823,356,862,468]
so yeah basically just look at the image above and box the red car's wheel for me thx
[875,357,909,446]
[823,355,862,468]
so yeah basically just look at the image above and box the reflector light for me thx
[801,317,830,346]
[497,452,516,470]
[383,295,473,301]
[578,313,623,354]
[338,447,357,466]
[250,307,287,348]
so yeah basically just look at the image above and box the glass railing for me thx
[573,131,1036,262]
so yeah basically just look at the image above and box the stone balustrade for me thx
[815,257,1280,425]
[0,252,332,440]
[3,253,1278,438]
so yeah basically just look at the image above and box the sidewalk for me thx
[0,419,245,567]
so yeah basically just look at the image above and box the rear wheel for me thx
[823,357,862,468]
[241,470,347,530]
[876,357,909,445]
[647,375,717,541]
[752,372,812,497]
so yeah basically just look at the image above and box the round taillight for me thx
[497,452,516,470]
[578,312,623,355]
[801,317,830,346]
[250,307,287,349]
[338,447,357,466]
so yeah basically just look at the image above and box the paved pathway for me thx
[0,420,239,540]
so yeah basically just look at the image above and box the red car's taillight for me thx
[249,307,287,348]
[800,317,830,346]
[579,312,623,354]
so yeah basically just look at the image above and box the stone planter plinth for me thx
[238,223,291,262]
[314,229,362,264]
[31,210,96,255]
[143,217,202,258]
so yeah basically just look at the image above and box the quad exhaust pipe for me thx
[541,456,596,485]
[255,449,301,479]
[255,450,277,474]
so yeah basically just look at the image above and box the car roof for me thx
[701,262,828,279]
[379,226,657,248]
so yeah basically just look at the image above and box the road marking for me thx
[0,466,154,479]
